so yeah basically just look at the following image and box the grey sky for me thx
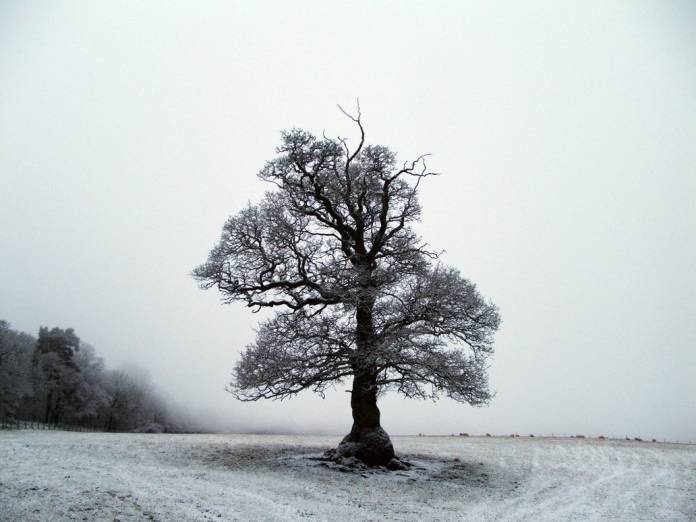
[1,1,694,441]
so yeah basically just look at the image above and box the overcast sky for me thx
[1,1,694,441]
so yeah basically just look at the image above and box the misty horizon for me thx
[2,2,695,443]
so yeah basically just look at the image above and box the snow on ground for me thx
[1,431,694,521]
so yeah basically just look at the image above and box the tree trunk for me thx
[333,371,395,466]
[332,263,395,467]
[44,388,53,424]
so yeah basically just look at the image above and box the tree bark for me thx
[332,264,395,466]
[333,371,395,466]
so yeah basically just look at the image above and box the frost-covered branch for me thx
[195,113,501,420]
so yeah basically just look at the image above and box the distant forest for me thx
[0,320,193,432]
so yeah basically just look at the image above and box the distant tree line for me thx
[0,320,190,432]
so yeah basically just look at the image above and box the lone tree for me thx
[194,107,500,467]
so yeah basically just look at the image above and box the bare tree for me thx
[194,107,500,466]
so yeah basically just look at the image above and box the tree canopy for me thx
[194,110,500,409]
[0,321,194,432]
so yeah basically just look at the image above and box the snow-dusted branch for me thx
[194,115,501,432]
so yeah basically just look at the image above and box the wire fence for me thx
[0,418,102,432]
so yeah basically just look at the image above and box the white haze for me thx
[1,1,694,441]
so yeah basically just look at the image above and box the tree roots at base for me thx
[323,425,409,470]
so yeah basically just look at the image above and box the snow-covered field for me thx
[1,431,694,521]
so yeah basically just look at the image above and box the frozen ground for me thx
[1,431,694,521]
